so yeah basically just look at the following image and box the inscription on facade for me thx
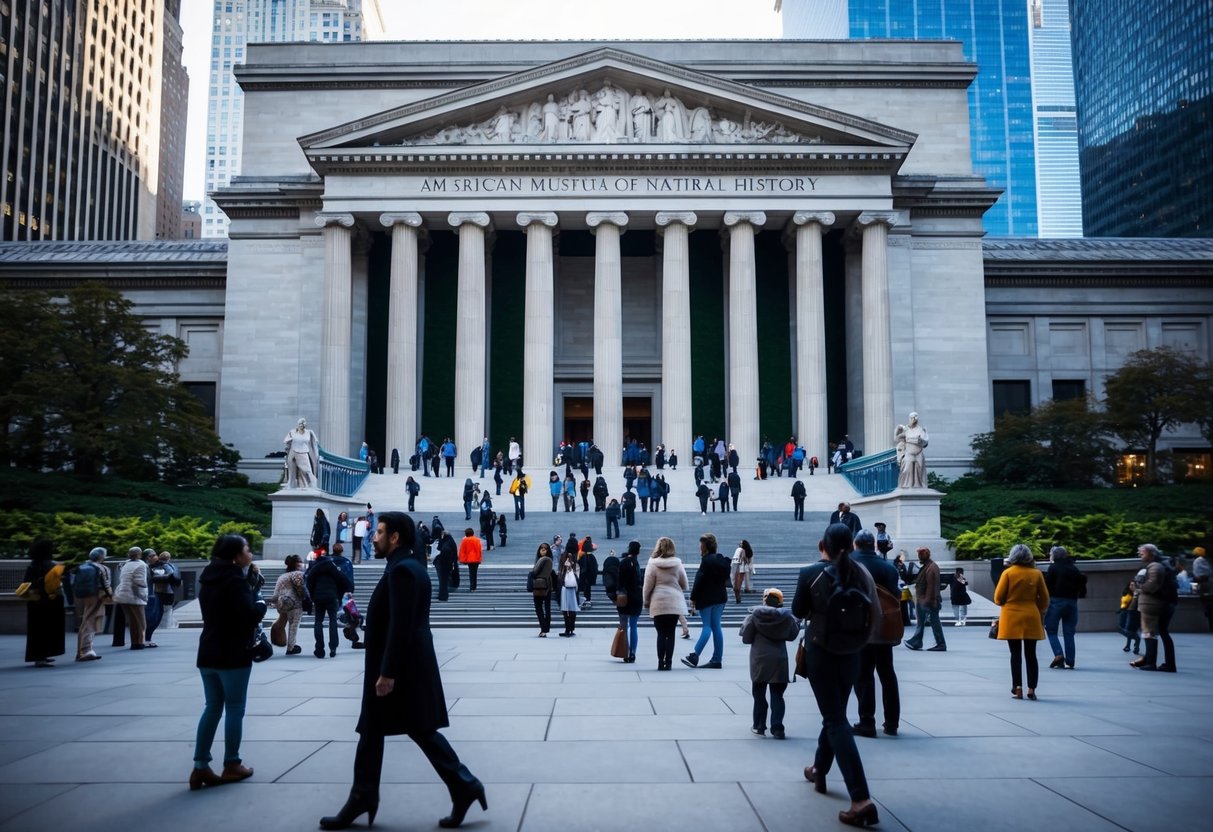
[419,175,821,195]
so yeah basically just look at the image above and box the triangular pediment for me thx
[299,47,916,152]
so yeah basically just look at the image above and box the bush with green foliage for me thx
[951,513,1210,560]
[0,510,264,560]
[970,397,1115,487]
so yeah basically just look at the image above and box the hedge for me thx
[951,513,1210,561]
[0,511,264,560]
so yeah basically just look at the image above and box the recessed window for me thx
[993,380,1031,418]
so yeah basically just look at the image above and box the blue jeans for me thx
[693,603,725,662]
[194,665,252,768]
[805,643,869,802]
[619,611,639,655]
[905,603,945,649]
[1044,597,1078,666]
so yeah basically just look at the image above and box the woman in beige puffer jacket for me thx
[643,536,688,671]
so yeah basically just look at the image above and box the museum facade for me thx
[2,40,1209,482]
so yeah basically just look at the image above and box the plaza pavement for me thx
[0,627,1209,832]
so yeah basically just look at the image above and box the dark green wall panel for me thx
[420,231,458,441]
[688,230,725,442]
[755,231,793,445]
[363,233,390,458]
[489,231,525,454]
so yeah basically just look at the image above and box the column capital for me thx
[516,212,558,229]
[723,210,767,229]
[856,210,899,230]
[315,212,355,229]
[447,211,491,230]
[655,211,698,229]
[380,212,423,229]
[792,211,836,229]
[586,211,629,230]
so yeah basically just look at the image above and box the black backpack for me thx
[809,564,873,655]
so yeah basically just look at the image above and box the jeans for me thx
[692,602,725,663]
[514,496,525,520]
[654,614,678,667]
[533,592,551,633]
[618,611,639,655]
[465,500,473,520]
[194,665,252,768]
[314,597,340,654]
[606,517,619,538]
[854,643,900,731]
[793,497,804,521]
[805,643,870,803]
[752,681,788,732]
[1007,639,1039,690]
[1044,597,1078,666]
[905,603,945,648]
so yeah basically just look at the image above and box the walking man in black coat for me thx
[850,530,902,737]
[320,512,485,830]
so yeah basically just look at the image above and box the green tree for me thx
[0,284,226,479]
[1103,347,1204,484]
[971,396,1114,486]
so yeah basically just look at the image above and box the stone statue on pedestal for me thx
[895,412,929,489]
[284,418,320,489]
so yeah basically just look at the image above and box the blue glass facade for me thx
[1030,0,1082,237]
[782,0,1040,237]
[1069,0,1212,237]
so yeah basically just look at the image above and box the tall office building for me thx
[156,0,189,239]
[201,0,385,238]
[1,0,186,241]
[1070,0,1211,237]
[780,0,1066,237]
[1027,0,1081,237]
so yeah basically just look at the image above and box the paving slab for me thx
[0,629,1209,831]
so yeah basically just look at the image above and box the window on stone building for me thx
[1115,453,1147,486]
[1051,379,1086,401]
[992,380,1031,418]
[1173,450,1211,483]
[184,382,217,426]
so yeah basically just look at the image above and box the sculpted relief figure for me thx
[284,418,320,489]
[401,83,819,146]
[894,412,929,489]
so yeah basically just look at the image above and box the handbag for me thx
[610,627,628,660]
[871,584,906,645]
[613,590,629,609]
[270,614,288,648]
[526,571,535,592]
[14,582,40,601]
[794,633,808,679]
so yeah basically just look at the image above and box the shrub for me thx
[951,513,1210,560]
[0,510,264,559]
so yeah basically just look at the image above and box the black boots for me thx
[319,788,379,830]
[438,780,487,828]
[1131,638,1158,670]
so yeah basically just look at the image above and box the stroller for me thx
[338,592,366,649]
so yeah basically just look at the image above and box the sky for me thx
[179,0,783,202]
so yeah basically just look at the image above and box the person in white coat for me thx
[113,546,150,650]
[643,536,688,671]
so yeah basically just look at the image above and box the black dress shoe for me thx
[1049,656,1066,669]
[883,724,898,736]
[851,723,877,738]
[438,781,487,828]
[320,788,379,830]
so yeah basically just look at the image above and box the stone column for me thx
[723,211,766,465]
[517,212,558,466]
[656,211,696,456]
[380,213,424,463]
[791,211,835,463]
[858,211,898,453]
[448,212,492,469]
[316,212,355,456]
[586,211,628,467]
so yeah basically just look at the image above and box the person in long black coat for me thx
[321,512,485,830]
[23,539,65,666]
[614,541,644,662]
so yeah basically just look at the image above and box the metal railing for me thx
[837,448,898,496]
[317,447,371,497]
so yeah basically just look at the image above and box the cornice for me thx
[984,270,1213,288]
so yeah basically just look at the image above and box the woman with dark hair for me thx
[22,539,65,667]
[531,542,554,637]
[190,534,266,790]
[614,541,644,663]
[792,523,882,828]
[271,555,308,655]
[557,550,580,637]
[994,543,1050,699]
[310,508,331,553]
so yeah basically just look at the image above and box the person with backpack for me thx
[849,530,903,739]
[993,543,1050,699]
[1043,545,1086,669]
[73,546,113,662]
[306,547,354,658]
[790,479,806,521]
[605,498,621,539]
[791,523,882,828]
[740,587,801,738]
[1132,543,1178,672]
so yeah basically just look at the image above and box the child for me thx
[1119,578,1141,654]
[338,592,365,650]
[739,588,801,739]
[950,566,971,626]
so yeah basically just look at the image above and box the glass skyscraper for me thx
[1028,0,1082,237]
[1069,0,1211,237]
[781,0,1056,237]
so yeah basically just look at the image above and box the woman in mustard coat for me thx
[994,543,1050,700]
